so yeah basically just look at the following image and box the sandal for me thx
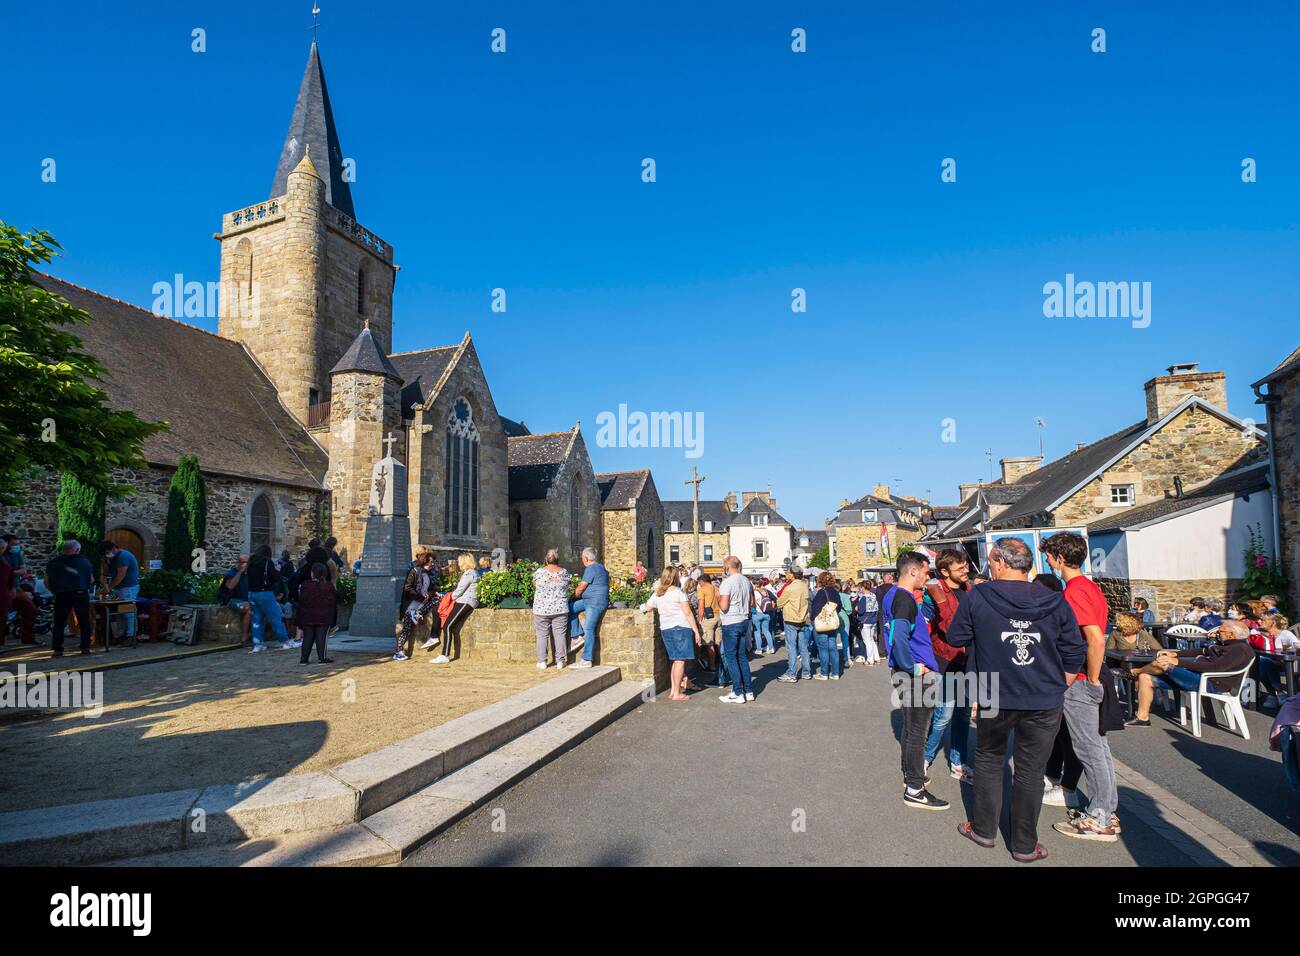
[668,693,690,702]
[957,821,994,848]
[1012,843,1049,863]
[683,681,704,692]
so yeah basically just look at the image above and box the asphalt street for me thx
[406,651,1296,866]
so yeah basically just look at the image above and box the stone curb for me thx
[1112,756,1282,867]
[0,664,622,865]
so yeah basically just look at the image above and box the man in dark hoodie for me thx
[946,537,1086,863]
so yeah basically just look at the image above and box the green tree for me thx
[0,222,167,506]
[56,471,106,576]
[163,455,207,571]
[810,543,831,568]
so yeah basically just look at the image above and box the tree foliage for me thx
[56,471,106,574]
[0,222,167,505]
[810,543,831,568]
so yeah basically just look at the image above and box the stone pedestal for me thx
[349,454,410,638]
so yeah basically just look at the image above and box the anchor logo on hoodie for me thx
[1001,618,1041,666]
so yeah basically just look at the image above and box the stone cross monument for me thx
[348,433,410,637]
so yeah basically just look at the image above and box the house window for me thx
[646,528,656,569]
[865,541,877,557]
[669,520,680,533]
[1110,484,1134,506]
[800,535,809,548]
[702,520,713,532]
[669,545,680,563]
[250,494,274,554]
[444,398,480,537]
[703,544,713,561]
[861,510,876,523]
[570,488,580,544]
[751,514,768,527]
[754,540,768,561]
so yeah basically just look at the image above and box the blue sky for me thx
[4,1,1297,529]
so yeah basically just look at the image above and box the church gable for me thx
[507,426,600,563]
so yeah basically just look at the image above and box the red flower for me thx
[1256,555,1269,568]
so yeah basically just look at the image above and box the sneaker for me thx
[571,660,592,669]
[556,661,566,670]
[829,674,841,680]
[392,651,408,661]
[1066,807,1123,834]
[1042,785,1073,807]
[421,637,440,651]
[949,764,968,781]
[777,674,798,683]
[250,644,266,654]
[1052,815,1118,843]
[813,674,829,681]
[718,692,746,704]
[854,656,867,664]
[430,654,450,665]
[902,788,950,811]
[287,639,303,649]
[536,661,547,670]
[1043,775,1060,790]
[744,692,755,702]
[274,641,292,650]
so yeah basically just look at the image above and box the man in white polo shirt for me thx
[717,555,755,704]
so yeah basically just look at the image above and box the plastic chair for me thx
[1179,661,1254,739]
[1165,623,1208,638]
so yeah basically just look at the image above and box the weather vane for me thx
[311,4,321,42]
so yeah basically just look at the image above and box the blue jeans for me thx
[721,621,753,696]
[924,671,972,769]
[249,590,287,645]
[783,623,812,678]
[838,623,852,666]
[116,584,140,637]
[812,628,840,677]
[568,598,607,662]
[751,610,774,652]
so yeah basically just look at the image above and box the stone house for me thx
[662,499,734,570]
[1252,347,1300,611]
[506,424,601,566]
[828,484,925,576]
[927,363,1269,582]
[596,470,664,579]
[1086,463,1273,618]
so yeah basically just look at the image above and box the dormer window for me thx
[800,536,809,547]
[669,520,680,533]
[703,520,713,532]
[862,510,877,523]
[751,514,768,527]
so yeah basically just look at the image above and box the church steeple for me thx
[270,41,355,217]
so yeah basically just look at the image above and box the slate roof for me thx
[389,346,458,418]
[270,42,355,217]
[729,496,795,528]
[331,326,400,379]
[662,500,734,533]
[1086,465,1271,534]
[35,275,328,490]
[794,529,829,551]
[596,470,651,510]
[500,416,530,437]
[985,420,1151,528]
[1253,346,1300,388]
[930,505,966,521]
[507,429,577,500]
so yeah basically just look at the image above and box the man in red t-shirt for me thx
[1042,532,1118,843]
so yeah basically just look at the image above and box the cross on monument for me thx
[310,4,322,42]
[382,431,397,459]
[684,467,706,566]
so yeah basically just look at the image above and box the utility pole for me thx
[685,467,706,565]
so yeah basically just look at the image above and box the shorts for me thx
[700,616,721,644]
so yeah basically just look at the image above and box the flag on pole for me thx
[879,523,890,559]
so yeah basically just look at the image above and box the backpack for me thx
[814,590,840,633]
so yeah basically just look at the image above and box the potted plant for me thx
[334,575,357,628]
[477,560,539,608]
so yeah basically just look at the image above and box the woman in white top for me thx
[432,553,478,665]
[641,567,702,701]
[532,550,571,670]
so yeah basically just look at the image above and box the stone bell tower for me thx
[217,40,396,424]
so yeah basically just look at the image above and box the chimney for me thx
[723,491,737,513]
[742,490,775,510]
[1143,362,1227,425]
[958,482,982,503]
[838,498,852,511]
[873,483,891,500]
[999,456,1043,484]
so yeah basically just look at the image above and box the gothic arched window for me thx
[250,494,274,553]
[444,398,480,537]
[570,486,581,545]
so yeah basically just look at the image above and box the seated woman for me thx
[1107,611,1156,653]
[1126,619,1255,726]
[1254,614,1299,709]
[1130,597,1156,626]
[1198,599,1224,631]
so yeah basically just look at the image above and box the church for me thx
[4,41,602,573]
